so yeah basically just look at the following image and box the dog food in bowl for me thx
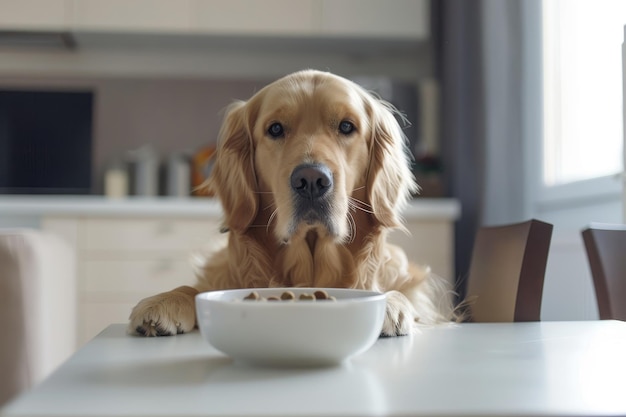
[242,290,336,302]
[196,288,386,366]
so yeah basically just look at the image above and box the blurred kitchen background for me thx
[0,1,441,199]
[0,0,625,324]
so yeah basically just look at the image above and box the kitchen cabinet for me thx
[193,0,317,35]
[20,197,458,347]
[0,0,430,40]
[0,0,70,30]
[390,220,454,281]
[72,0,193,33]
[0,0,431,80]
[320,0,429,38]
[43,215,227,346]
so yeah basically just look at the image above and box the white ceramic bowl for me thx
[195,288,386,366]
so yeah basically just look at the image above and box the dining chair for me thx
[0,229,76,407]
[581,223,626,321]
[464,219,553,322]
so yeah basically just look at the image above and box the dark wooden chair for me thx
[464,219,553,322]
[582,224,626,321]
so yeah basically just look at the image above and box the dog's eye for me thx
[339,120,355,135]
[267,122,284,138]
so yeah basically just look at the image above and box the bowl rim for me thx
[196,287,386,305]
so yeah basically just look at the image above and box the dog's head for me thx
[208,70,418,243]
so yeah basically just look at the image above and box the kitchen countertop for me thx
[0,196,460,219]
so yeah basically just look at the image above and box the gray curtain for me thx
[433,0,539,300]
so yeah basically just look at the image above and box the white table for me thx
[2,321,626,417]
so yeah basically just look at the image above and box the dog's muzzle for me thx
[290,163,334,229]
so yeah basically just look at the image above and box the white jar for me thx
[104,162,129,199]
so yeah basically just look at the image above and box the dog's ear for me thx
[207,101,258,234]
[366,98,419,229]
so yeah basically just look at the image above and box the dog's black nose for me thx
[290,164,333,199]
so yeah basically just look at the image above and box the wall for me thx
[538,197,622,321]
[93,77,266,192]
[1,73,425,194]
[0,76,267,193]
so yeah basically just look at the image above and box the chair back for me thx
[0,230,76,407]
[465,219,553,322]
[582,224,626,321]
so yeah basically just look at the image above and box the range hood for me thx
[0,31,76,50]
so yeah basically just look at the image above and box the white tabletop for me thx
[2,321,626,417]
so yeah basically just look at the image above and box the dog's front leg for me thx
[381,290,416,336]
[127,286,198,336]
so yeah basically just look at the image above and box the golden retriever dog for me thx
[128,69,455,337]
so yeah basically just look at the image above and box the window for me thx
[542,0,626,187]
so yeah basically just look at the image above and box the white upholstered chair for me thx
[0,229,77,407]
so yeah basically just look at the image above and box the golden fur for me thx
[128,70,455,337]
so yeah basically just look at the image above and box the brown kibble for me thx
[313,290,329,300]
[240,290,337,302]
[243,291,260,300]
[280,291,296,300]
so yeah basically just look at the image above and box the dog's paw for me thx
[381,290,416,336]
[127,286,198,337]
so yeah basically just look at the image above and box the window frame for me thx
[526,0,624,215]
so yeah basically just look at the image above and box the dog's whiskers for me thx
[262,201,276,211]
[246,208,279,231]
[350,196,373,209]
[266,209,279,234]
[346,212,357,244]
[348,197,375,214]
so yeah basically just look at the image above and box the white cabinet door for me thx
[82,258,198,294]
[71,0,193,32]
[0,0,430,39]
[0,0,69,30]
[320,0,429,38]
[79,301,136,345]
[193,0,316,35]
[81,218,223,252]
[389,220,454,283]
